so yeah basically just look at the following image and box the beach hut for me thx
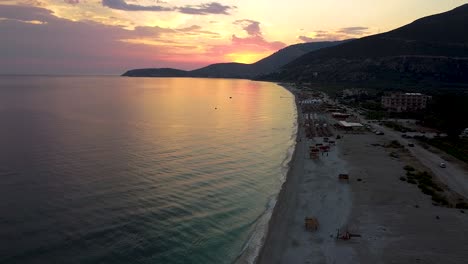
[305,217,319,231]
[309,147,319,159]
[338,174,349,182]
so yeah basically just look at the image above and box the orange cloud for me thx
[207,19,286,63]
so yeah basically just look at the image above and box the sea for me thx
[0,76,297,264]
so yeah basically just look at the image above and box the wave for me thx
[233,107,298,264]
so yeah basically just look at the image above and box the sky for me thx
[0,0,467,75]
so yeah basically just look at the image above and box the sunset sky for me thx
[1,0,467,74]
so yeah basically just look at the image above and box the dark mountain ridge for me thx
[122,40,349,78]
[266,4,468,86]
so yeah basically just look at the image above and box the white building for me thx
[381,93,431,112]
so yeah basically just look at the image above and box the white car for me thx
[439,162,446,168]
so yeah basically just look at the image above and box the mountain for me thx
[264,4,468,87]
[122,40,349,78]
[123,68,189,77]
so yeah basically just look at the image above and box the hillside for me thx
[264,4,468,87]
[122,40,349,78]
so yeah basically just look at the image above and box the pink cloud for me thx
[205,19,286,61]
[0,5,286,74]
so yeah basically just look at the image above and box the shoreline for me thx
[255,83,353,264]
[254,84,303,264]
[255,83,468,264]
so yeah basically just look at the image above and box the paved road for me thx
[373,124,468,199]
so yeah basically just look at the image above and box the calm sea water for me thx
[0,76,296,264]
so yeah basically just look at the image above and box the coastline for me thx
[255,83,468,264]
[254,83,303,264]
[255,83,354,264]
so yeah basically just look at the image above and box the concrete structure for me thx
[342,88,368,98]
[381,93,431,112]
[338,121,364,131]
[332,112,351,119]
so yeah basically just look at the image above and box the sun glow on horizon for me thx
[225,52,272,64]
[1,0,467,74]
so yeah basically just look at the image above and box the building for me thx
[342,88,368,98]
[332,112,351,119]
[381,93,431,112]
[460,128,468,138]
[337,121,365,131]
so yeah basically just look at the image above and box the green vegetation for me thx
[403,167,450,206]
[386,140,403,149]
[432,194,449,206]
[456,202,468,209]
[365,110,386,120]
[421,94,468,138]
[419,138,468,164]
[383,121,415,133]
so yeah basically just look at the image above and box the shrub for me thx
[419,185,435,196]
[404,165,415,171]
[432,194,449,205]
[456,202,468,209]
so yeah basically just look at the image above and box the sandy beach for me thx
[256,84,468,264]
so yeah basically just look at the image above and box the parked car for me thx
[375,131,384,135]
[408,143,415,147]
[439,162,446,168]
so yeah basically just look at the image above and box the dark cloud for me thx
[102,0,174,12]
[219,19,286,52]
[64,0,80,4]
[178,2,235,15]
[0,5,220,74]
[234,19,261,36]
[337,26,369,35]
[299,35,314,42]
[0,4,53,21]
[101,1,235,15]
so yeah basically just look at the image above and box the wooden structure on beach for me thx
[309,146,319,159]
[338,173,350,182]
[305,217,319,231]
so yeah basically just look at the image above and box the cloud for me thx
[234,19,261,36]
[231,19,284,50]
[299,26,370,42]
[178,2,235,15]
[102,0,174,11]
[299,35,314,42]
[64,0,80,4]
[205,19,286,63]
[0,5,225,74]
[101,1,235,15]
[337,26,369,35]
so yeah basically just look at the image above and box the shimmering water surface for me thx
[0,76,296,264]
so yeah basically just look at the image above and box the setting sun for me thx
[225,52,271,64]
